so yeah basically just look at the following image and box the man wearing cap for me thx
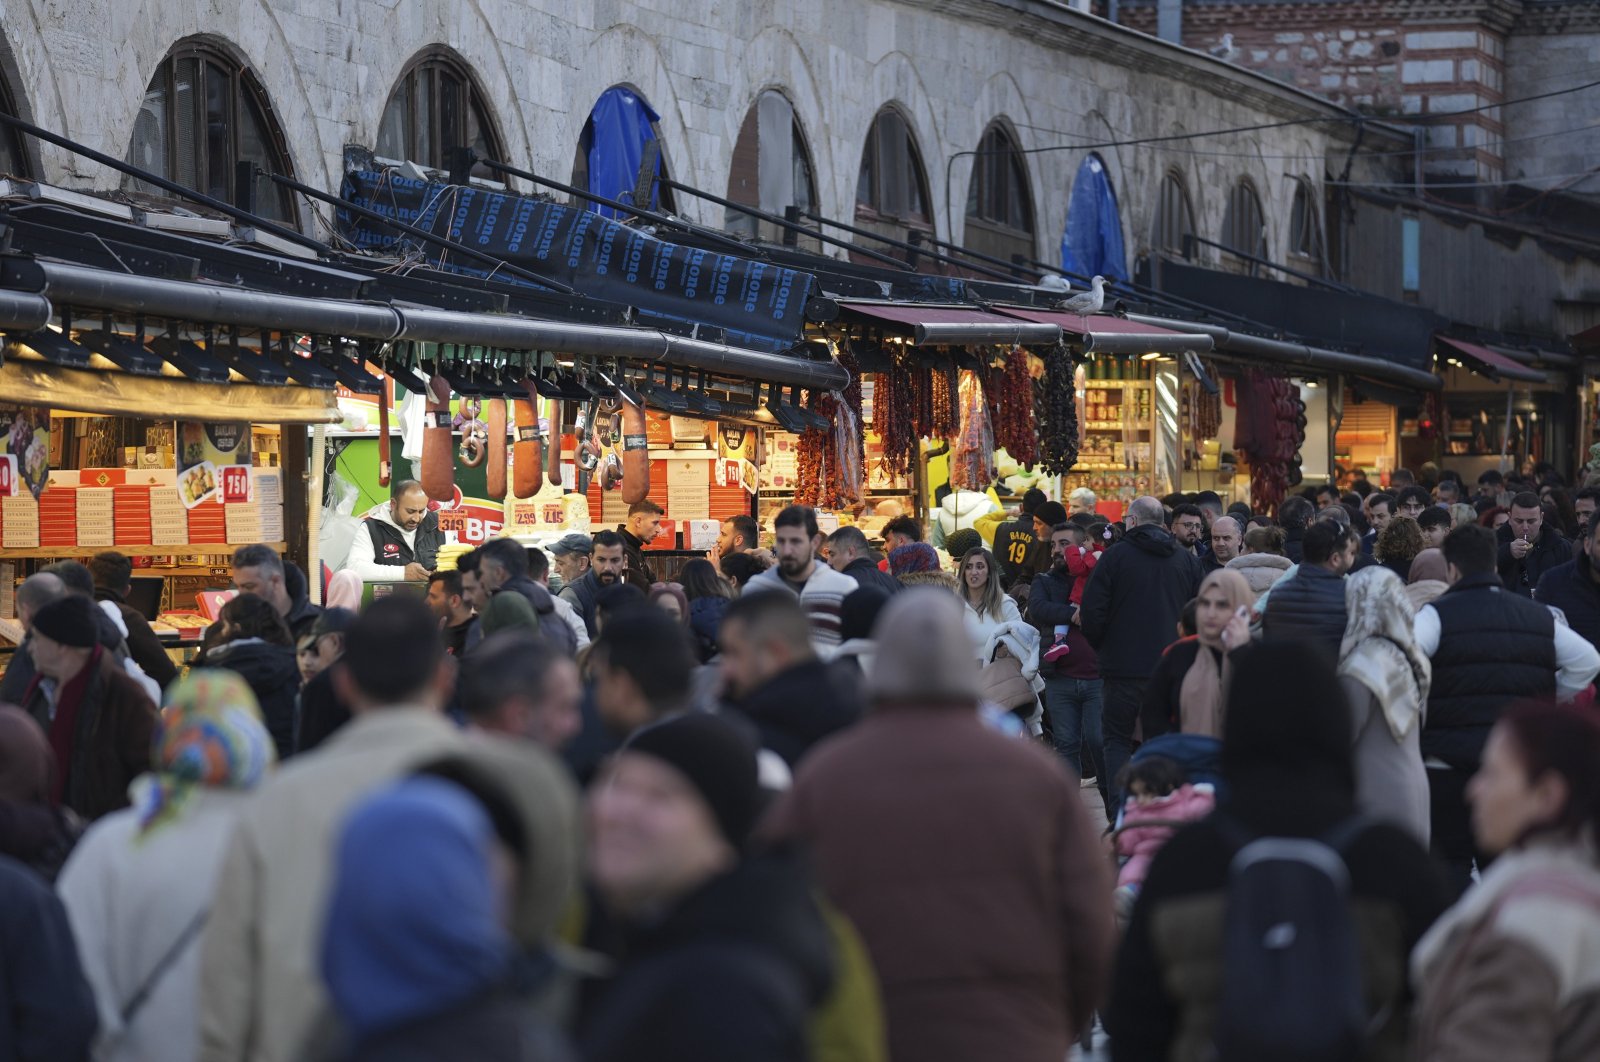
[18,594,158,821]
[580,711,832,1061]
[550,533,602,638]
[342,480,442,583]
[766,589,1112,1062]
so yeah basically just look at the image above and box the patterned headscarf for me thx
[888,542,940,576]
[134,669,275,834]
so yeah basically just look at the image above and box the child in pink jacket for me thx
[1113,757,1216,917]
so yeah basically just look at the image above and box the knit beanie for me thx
[944,527,982,562]
[1034,501,1067,528]
[888,542,939,576]
[31,595,97,648]
[624,713,760,848]
[867,588,982,706]
[480,591,538,637]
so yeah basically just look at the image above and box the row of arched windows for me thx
[0,36,1326,281]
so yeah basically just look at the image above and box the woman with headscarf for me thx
[322,775,568,1060]
[888,543,958,593]
[1107,642,1450,1062]
[56,670,275,1062]
[1410,702,1600,1062]
[1407,547,1451,611]
[1337,567,1432,845]
[0,703,81,881]
[1141,569,1254,739]
[647,582,690,626]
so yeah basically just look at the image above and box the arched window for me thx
[1289,178,1324,274]
[0,71,30,178]
[1222,179,1268,263]
[1061,153,1128,282]
[854,107,934,264]
[571,87,675,217]
[724,91,817,241]
[1154,170,1196,256]
[125,41,296,221]
[377,50,504,180]
[964,123,1035,265]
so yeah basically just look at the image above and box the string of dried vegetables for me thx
[1033,345,1080,475]
[793,347,866,509]
[950,371,996,491]
[873,356,919,478]
[991,347,1038,466]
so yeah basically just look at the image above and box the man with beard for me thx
[425,570,475,658]
[342,481,441,583]
[743,505,857,651]
[1027,522,1106,806]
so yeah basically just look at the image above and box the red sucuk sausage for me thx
[421,374,455,502]
[377,380,391,489]
[512,393,543,498]
[546,398,564,489]
[485,397,507,500]
[619,395,651,505]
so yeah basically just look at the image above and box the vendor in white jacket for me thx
[341,481,442,583]
[932,488,1001,550]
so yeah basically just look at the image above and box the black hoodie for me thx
[1078,523,1203,680]
[205,638,301,759]
[580,854,832,1062]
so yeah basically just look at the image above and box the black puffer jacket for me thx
[1535,551,1600,652]
[1261,564,1348,662]
[1497,523,1573,597]
[205,638,301,760]
[728,660,864,768]
[579,854,832,1062]
[1079,524,1203,680]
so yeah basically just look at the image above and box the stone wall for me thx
[0,0,1378,272]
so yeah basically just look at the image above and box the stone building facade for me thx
[1115,0,1600,189]
[0,0,1383,278]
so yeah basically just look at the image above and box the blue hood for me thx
[322,777,511,1039]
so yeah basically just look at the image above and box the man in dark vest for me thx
[344,480,442,583]
[1416,523,1599,895]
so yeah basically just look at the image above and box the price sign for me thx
[220,465,252,504]
[0,454,16,497]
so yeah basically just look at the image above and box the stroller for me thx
[1109,733,1225,925]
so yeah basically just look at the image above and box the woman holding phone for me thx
[1140,569,1255,739]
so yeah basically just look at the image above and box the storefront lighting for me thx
[75,329,165,376]
[1304,379,1319,388]
[148,335,231,384]
[7,329,92,368]
[1140,351,1161,361]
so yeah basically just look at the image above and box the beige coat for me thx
[198,708,464,1062]
[1412,840,1600,1062]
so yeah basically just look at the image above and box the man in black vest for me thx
[1260,519,1355,660]
[343,480,442,583]
[1416,523,1599,894]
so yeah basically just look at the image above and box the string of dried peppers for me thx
[1033,345,1081,475]
[990,347,1038,466]
[795,347,865,509]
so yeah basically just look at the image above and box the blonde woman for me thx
[958,547,1021,656]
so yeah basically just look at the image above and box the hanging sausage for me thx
[421,374,455,502]
[619,392,651,504]
[376,378,391,490]
[512,388,543,498]
[546,398,564,489]
[484,397,507,500]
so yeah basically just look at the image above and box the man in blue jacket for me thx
[1079,496,1202,792]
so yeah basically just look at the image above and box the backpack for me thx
[1212,815,1373,1062]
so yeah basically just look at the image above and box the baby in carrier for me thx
[1113,755,1216,919]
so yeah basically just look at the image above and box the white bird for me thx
[1061,275,1105,316]
[1037,273,1071,293]
[1209,34,1238,62]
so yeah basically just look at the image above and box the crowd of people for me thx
[0,461,1598,1061]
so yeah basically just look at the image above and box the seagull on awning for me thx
[1037,273,1071,293]
[1209,34,1238,62]
[1062,275,1105,316]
